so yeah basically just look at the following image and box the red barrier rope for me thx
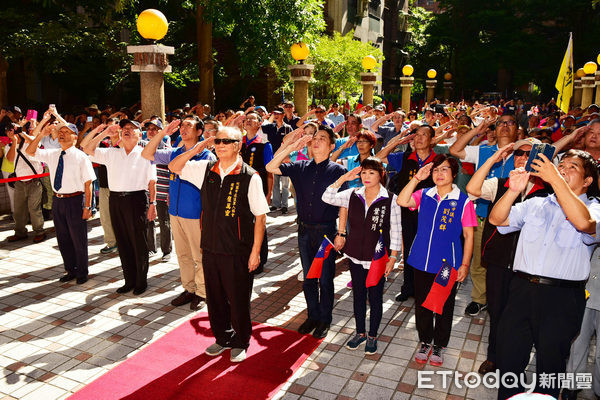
[0,172,50,183]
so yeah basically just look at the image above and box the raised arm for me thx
[84,125,119,156]
[330,136,356,162]
[552,125,587,157]
[449,120,492,159]
[466,143,513,197]
[266,135,312,175]
[296,109,316,128]
[374,133,415,164]
[531,154,596,233]
[141,120,180,161]
[79,124,108,150]
[397,163,433,208]
[371,113,393,132]
[489,168,528,226]
[167,137,214,174]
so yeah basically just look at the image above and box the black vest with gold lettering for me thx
[200,160,256,256]
[241,141,268,195]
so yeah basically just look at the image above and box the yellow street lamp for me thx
[427,69,437,79]
[402,65,414,77]
[362,55,377,72]
[444,72,452,81]
[597,54,600,65]
[576,68,586,78]
[584,61,597,75]
[136,9,169,41]
[291,42,310,64]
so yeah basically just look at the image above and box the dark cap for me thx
[144,118,164,130]
[119,119,142,129]
[272,107,284,114]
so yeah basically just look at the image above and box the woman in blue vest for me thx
[322,157,402,355]
[397,153,477,367]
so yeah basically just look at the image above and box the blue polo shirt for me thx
[279,159,346,224]
[333,137,359,159]
[154,146,216,219]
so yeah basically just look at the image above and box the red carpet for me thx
[69,313,321,400]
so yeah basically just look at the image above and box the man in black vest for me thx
[240,111,273,274]
[466,138,551,375]
[376,125,437,302]
[169,126,269,363]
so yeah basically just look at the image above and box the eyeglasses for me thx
[356,140,372,144]
[497,120,516,127]
[214,138,239,145]
[514,149,530,157]
[315,110,325,114]
[432,166,452,174]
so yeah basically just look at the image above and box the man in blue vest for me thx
[450,114,517,317]
[141,115,216,310]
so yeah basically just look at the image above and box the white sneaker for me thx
[297,270,304,281]
[230,348,246,362]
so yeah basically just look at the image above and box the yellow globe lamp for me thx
[576,68,586,78]
[362,55,377,71]
[402,65,414,77]
[597,54,600,65]
[136,9,169,41]
[290,42,310,64]
[427,69,437,79]
[444,72,452,81]
[584,61,598,75]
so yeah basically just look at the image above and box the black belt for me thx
[298,220,336,229]
[110,190,146,197]
[54,191,83,198]
[516,271,586,288]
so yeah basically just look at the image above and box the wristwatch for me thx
[84,206,92,210]
[336,232,347,237]
[149,201,156,205]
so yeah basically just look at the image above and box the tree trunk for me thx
[196,2,214,108]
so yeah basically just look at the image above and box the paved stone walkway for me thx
[0,207,594,400]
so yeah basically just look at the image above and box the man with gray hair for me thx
[169,126,269,363]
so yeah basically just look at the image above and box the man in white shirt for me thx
[169,126,269,363]
[26,116,95,284]
[84,119,157,295]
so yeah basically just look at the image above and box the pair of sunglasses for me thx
[514,149,530,157]
[214,138,239,145]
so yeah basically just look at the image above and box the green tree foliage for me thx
[418,0,600,99]
[307,31,383,101]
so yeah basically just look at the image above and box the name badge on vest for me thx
[371,205,387,231]
[224,181,240,218]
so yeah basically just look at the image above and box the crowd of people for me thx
[2,96,600,399]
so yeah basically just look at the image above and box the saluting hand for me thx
[340,166,362,183]
[491,143,514,163]
[414,163,433,182]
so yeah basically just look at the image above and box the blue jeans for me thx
[298,221,337,324]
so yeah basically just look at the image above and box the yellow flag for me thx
[555,33,574,114]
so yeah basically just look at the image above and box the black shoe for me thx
[133,285,147,295]
[171,291,194,307]
[478,360,496,375]
[269,206,279,212]
[190,295,205,310]
[312,322,330,339]
[100,245,118,254]
[298,319,318,335]
[76,276,88,285]
[281,207,288,214]
[116,285,133,294]
[465,301,488,316]
[395,291,412,302]
[561,388,580,400]
[59,274,76,283]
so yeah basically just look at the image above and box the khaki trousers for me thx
[99,187,116,247]
[469,218,487,304]
[170,215,206,298]
[13,179,44,236]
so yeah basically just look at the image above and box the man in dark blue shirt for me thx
[267,126,346,339]
[261,107,292,212]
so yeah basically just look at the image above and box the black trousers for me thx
[496,275,586,399]
[202,250,254,349]
[400,228,416,296]
[485,264,514,363]
[53,195,88,278]
[414,268,457,347]
[146,200,172,255]
[349,261,384,337]
[109,191,149,290]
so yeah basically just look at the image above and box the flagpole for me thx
[323,235,335,248]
